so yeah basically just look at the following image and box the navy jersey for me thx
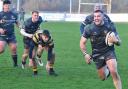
[82,22,117,58]
[80,13,112,34]
[0,11,18,35]
[23,16,43,34]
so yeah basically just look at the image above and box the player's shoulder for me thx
[104,22,115,30]
[0,11,5,16]
[25,17,32,23]
[9,11,17,15]
[84,23,94,33]
[38,16,43,22]
[86,23,95,29]
[86,14,93,18]
[39,16,42,19]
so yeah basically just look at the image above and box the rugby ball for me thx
[105,31,115,46]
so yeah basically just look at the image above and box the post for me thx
[0,0,3,12]
[69,0,72,13]
[17,0,20,11]
[78,0,81,13]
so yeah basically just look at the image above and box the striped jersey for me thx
[32,31,54,48]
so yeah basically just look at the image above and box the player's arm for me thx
[0,15,6,34]
[110,24,121,46]
[15,20,20,28]
[20,28,33,38]
[13,12,20,29]
[80,36,91,64]
[80,25,92,64]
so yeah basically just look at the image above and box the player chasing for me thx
[80,10,122,89]
[28,29,57,76]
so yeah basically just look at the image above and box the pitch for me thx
[0,22,127,89]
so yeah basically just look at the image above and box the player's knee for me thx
[0,49,5,53]
[98,74,106,81]
[98,69,106,81]
[22,53,28,58]
[109,69,117,77]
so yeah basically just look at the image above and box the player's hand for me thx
[108,34,118,44]
[84,54,92,64]
[28,34,33,38]
[0,19,5,23]
[0,28,5,35]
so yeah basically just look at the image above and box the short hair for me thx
[42,30,50,37]
[32,10,39,14]
[3,0,11,5]
[94,10,103,13]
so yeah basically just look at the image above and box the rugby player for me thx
[80,10,122,89]
[29,29,57,76]
[80,3,113,35]
[0,0,19,67]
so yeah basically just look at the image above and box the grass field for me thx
[0,22,127,89]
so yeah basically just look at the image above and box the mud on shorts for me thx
[92,51,117,69]
[0,34,17,43]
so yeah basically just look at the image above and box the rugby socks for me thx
[32,66,38,76]
[22,61,26,65]
[12,54,18,67]
[36,54,41,59]
[105,67,110,79]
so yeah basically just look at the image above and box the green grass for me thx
[0,22,127,89]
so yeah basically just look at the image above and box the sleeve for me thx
[104,14,112,23]
[82,24,91,39]
[39,16,43,23]
[12,12,18,24]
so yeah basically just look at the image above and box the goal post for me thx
[78,0,112,13]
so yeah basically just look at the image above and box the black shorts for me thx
[23,37,32,49]
[93,51,117,69]
[0,34,17,43]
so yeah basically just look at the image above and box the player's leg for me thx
[29,42,38,75]
[106,59,122,89]
[97,65,110,80]
[94,56,110,81]
[46,47,57,76]
[21,48,29,68]
[0,40,6,54]
[21,37,31,68]
[0,29,7,53]
[8,35,18,67]
[8,42,18,67]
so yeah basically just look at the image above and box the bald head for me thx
[94,3,103,12]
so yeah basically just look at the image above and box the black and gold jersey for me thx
[32,31,54,48]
